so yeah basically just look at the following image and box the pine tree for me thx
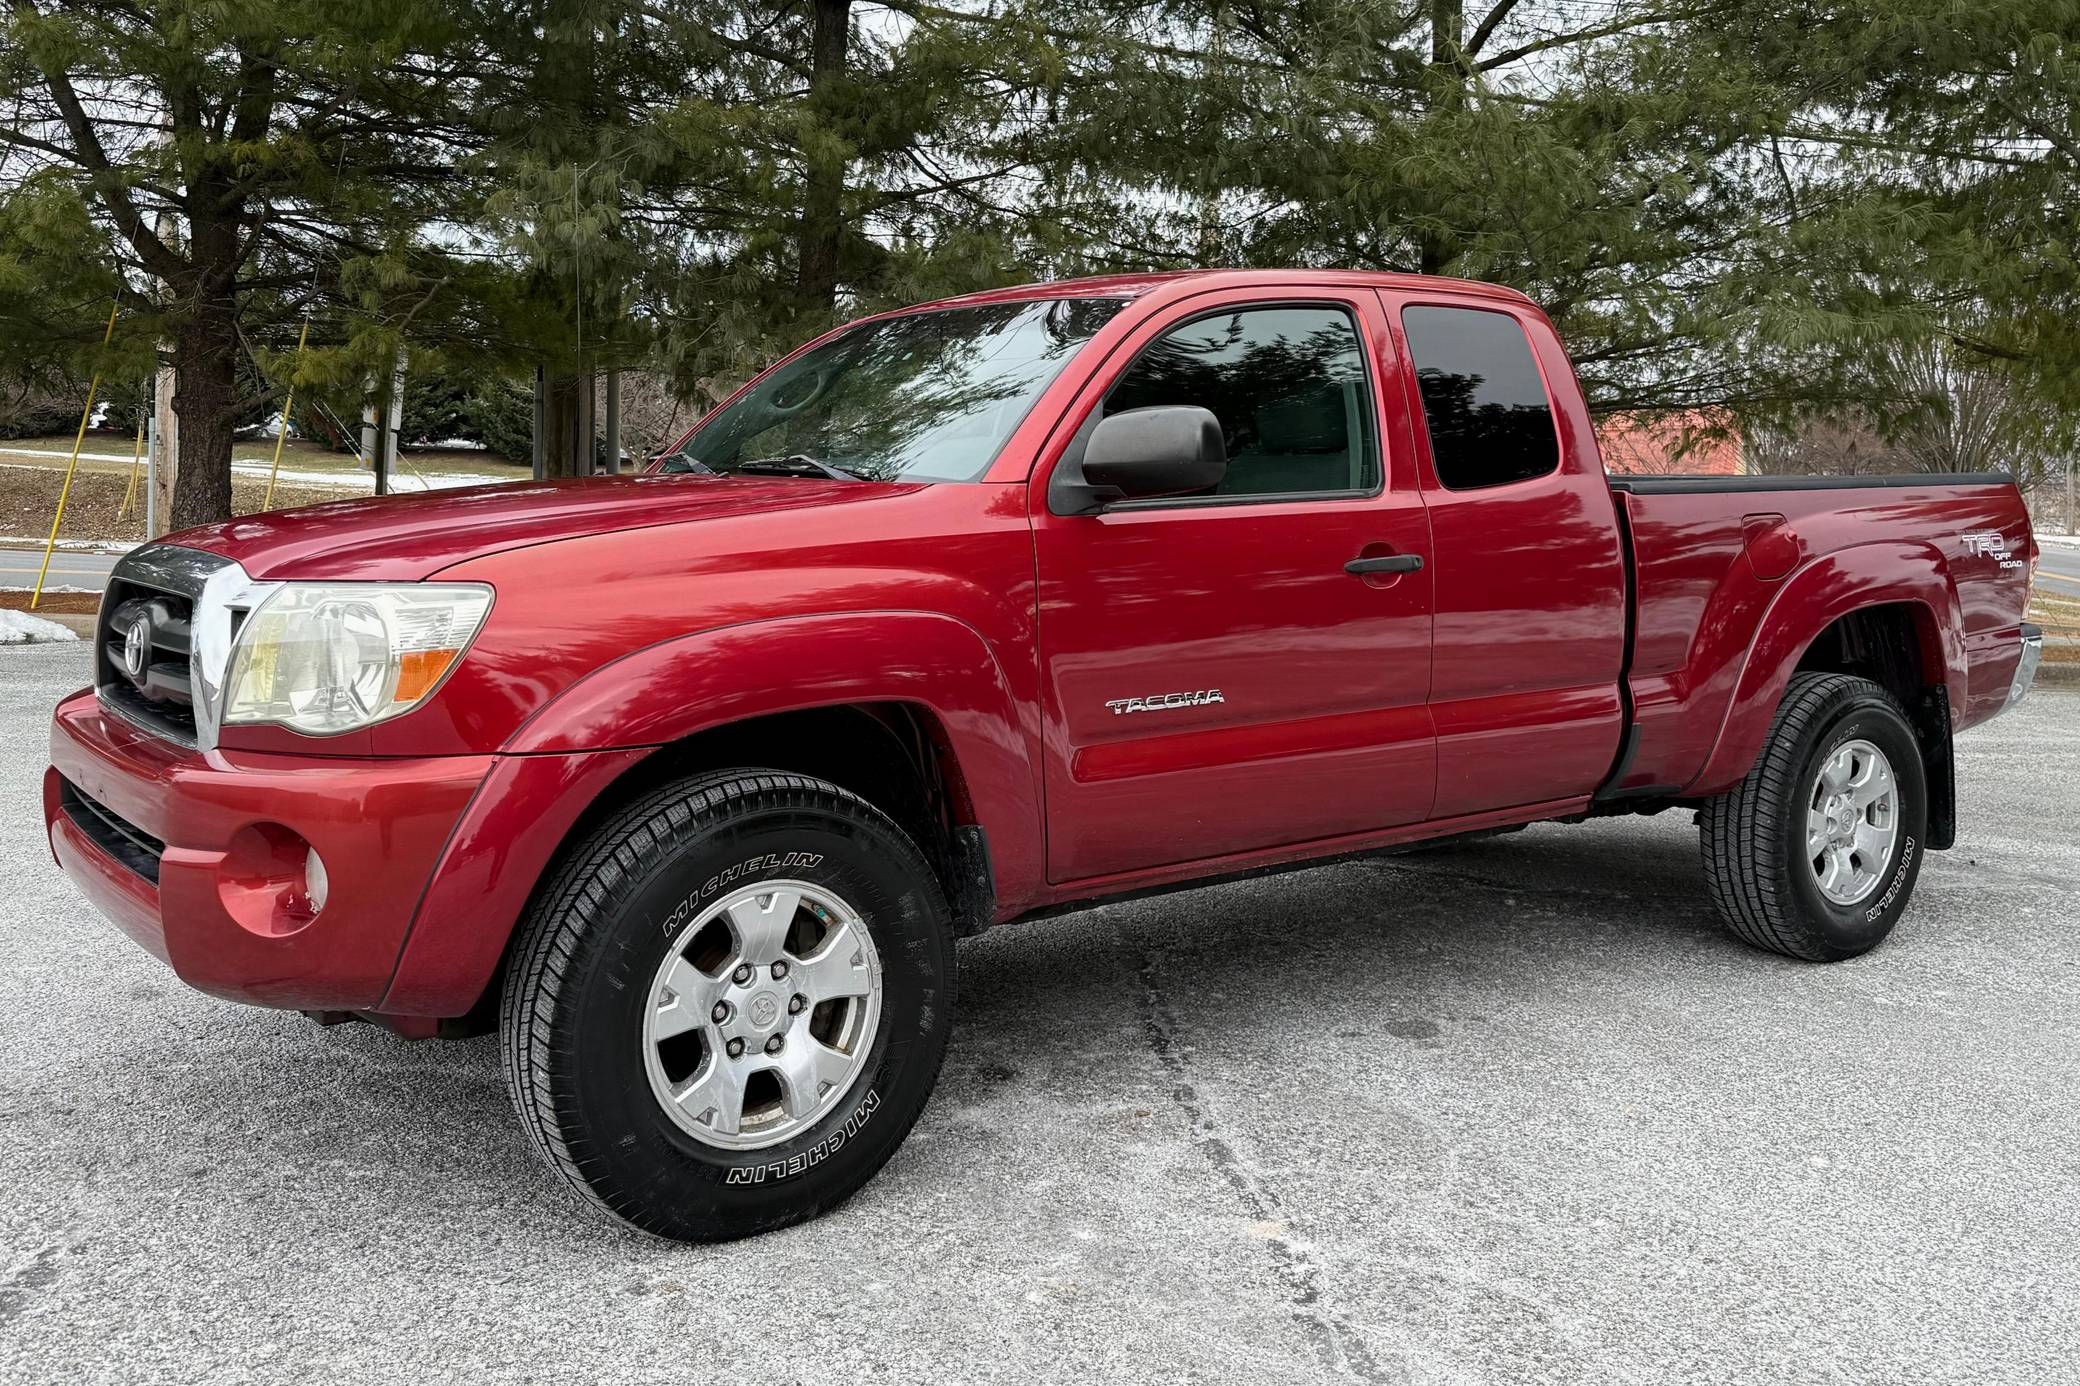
[0,2,500,526]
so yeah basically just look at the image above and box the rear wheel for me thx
[1699,672,1927,961]
[501,769,955,1241]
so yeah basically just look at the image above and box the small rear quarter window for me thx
[1402,306,1559,490]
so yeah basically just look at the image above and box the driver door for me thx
[1032,289,1437,884]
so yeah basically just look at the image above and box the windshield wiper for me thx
[731,454,860,481]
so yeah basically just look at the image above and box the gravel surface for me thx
[2,641,2074,1384]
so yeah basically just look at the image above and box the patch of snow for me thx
[0,450,515,493]
[0,448,136,465]
[0,583,99,594]
[0,609,79,643]
[0,536,133,553]
[234,463,517,492]
[2037,532,2080,548]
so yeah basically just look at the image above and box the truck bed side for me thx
[1606,473,2036,800]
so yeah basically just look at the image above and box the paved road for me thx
[2037,541,2080,592]
[0,546,122,592]
[2,643,2076,1384]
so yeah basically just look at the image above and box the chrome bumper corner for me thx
[2002,623,2043,715]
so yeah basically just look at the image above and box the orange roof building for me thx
[1596,411,1742,476]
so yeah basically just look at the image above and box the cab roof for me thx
[913,268,1538,310]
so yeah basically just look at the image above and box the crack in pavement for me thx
[1117,932,1404,1386]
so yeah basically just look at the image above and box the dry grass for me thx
[2028,586,2080,666]
[0,463,346,546]
[0,591,99,615]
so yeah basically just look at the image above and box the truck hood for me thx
[167,473,925,580]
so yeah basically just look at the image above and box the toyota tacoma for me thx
[46,270,2043,1240]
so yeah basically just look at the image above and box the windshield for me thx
[666,298,1126,483]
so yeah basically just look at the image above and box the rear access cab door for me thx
[1030,284,1438,885]
[1380,288,1629,817]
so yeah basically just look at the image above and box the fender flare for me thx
[1688,540,1964,796]
[380,610,1045,1018]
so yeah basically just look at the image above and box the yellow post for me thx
[32,303,118,611]
[117,421,145,521]
[262,319,311,510]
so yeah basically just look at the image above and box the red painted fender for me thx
[503,612,1044,891]
[381,610,1044,1018]
[1687,541,1963,796]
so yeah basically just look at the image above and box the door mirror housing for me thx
[1082,406,1227,500]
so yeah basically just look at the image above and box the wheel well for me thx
[450,704,989,1034]
[1793,602,1956,850]
[556,701,985,916]
[1793,602,1935,705]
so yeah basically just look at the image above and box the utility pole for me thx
[150,207,179,535]
[360,396,377,472]
[532,366,545,481]
[380,349,406,495]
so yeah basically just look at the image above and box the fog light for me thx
[305,847,329,914]
[217,823,322,937]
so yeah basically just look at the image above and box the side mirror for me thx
[1082,406,1227,499]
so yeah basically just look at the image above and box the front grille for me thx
[95,545,231,749]
[58,777,164,883]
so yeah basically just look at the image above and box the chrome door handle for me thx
[1345,554,1423,576]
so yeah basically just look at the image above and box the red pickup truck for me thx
[47,270,2042,1240]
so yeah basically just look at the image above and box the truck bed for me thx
[1604,471,2036,800]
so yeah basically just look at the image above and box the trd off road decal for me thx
[1961,531,2023,570]
[725,1090,880,1184]
[657,852,826,936]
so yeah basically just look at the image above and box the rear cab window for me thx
[1401,306,1559,490]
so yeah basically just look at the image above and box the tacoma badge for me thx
[1105,689,1225,715]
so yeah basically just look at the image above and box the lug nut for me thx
[725,1038,745,1058]
[770,960,789,980]
[788,995,806,1015]
[711,1001,731,1024]
[732,963,755,985]
[764,1035,784,1054]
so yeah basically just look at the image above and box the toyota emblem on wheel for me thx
[119,613,151,680]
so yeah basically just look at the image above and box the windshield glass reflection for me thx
[671,298,1126,483]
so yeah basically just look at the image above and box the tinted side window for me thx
[1107,305,1380,497]
[1402,306,1558,490]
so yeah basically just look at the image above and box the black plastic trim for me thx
[1593,492,1644,802]
[58,778,164,884]
[1345,554,1423,575]
[1607,471,2011,495]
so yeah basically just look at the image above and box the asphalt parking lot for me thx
[2,641,2075,1385]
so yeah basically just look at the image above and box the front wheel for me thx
[501,769,955,1241]
[1699,672,1928,961]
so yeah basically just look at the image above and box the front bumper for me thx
[46,688,492,1012]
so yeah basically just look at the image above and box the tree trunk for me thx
[168,299,237,530]
[1421,0,1466,277]
[168,215,240,530]
[540,372,589,477]
[796,0,852,314]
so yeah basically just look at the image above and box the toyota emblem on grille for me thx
[119,612,151,680]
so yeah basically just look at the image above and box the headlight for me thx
[221,583,494,735]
